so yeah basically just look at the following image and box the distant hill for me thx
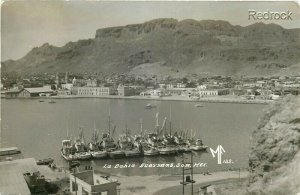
[2,18,300,77]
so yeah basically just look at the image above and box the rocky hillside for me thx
[248,96,300,194]
[2,18,300,76]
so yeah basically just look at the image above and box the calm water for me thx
[1,98,265,176]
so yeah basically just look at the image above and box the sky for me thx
[1,1,300,61]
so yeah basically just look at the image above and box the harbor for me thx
[1,98,265,176]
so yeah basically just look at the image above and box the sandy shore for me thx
[29,94,272,104]
[114,171,248,195]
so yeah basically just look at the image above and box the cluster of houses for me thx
[1,73,300,100]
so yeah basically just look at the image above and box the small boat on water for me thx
[145,103,156,109]
[39,100,45,102]
[36,158,54,165]
[49,100,56,104]
[194,103,204,107]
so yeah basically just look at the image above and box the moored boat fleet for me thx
[61,113,208,161]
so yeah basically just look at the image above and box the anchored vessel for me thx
[60,113,208,161]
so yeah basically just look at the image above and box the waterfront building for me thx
[199,89,230,97]
[140,89,164,97]
[199,89,218,97]
[72,86,114,96]
[117,85,135,96]
[3,89,22,98]
[18,87,54,97]
[70,170,118,195]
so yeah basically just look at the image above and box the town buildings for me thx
[1,72,300,100]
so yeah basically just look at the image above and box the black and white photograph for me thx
[1,1,300,195]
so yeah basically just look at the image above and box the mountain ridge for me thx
[2,18,300,77]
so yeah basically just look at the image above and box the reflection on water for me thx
[1,98,265,176]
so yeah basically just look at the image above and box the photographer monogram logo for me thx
[210,145,233,164]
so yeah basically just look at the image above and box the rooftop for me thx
[72,170,117,186]
[24,87,53,93]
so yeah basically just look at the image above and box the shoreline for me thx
[115,170,248,195]
[2,94,273,104]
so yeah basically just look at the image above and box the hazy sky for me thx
[1,1,300,61]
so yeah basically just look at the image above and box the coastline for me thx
[2,94,273,105]
[115,170,248,195]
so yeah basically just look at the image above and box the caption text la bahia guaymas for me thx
[103,162,208,169]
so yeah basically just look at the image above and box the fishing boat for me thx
[135,135,159,156]
[102,112,125,159]
[187,138,208,151]
[102,133,125,159]
[174,133,189,153]
[61,139,78,161]
[87,129,107,159]
[73,130,91,160]
[159,135,177,155]
[49,100,56,104]
[143,145,160,156]
[118,128,141,158]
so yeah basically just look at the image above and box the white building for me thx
[61,83,73,91]
[72,87,114,96]
[70,170,118,195]
[140,89,164,97]
[199,90,218,97]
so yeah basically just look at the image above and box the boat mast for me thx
[140,118,143,136]
[108,106,111,138]
[169,104,172,135]
[0,123,1,148]
[155,112,159,134]
[67,123,69,139]
[93,121,97,143]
